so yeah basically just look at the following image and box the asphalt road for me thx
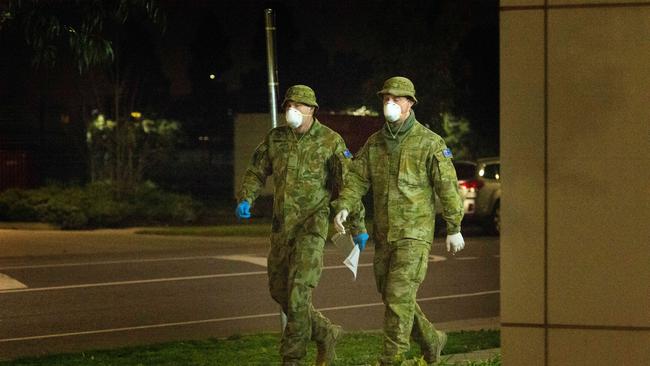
[0,229,499,360]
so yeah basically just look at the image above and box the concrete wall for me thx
[233,113,276,199]
[500,1,650,364]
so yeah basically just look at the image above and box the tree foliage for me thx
[87,113,181,185]
[441,112,474,161]
[5,0,165,73]
[3,0,170,192]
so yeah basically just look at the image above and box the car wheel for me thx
[483,201,500,236]
[492,201,500,235]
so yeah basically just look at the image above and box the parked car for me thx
[434,160,476,234]
[452,160,479,215]
[435,157,501,235]
[463,157,501,235]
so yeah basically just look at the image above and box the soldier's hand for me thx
[333,209,349,234]
[446,232,465,254]
[353,232,369,251]
[235,200,251,219]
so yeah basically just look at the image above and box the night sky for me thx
[161,0,406,95]
[0,0,499,118]
[0,0,499,186]
[158,0,499,115]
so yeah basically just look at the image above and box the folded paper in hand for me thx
[331,232,360,279]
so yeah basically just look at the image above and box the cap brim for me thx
[282,98,319,108]
[376,89,418,104]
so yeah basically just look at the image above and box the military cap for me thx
[376,76,418,104]
[282,84,319,108]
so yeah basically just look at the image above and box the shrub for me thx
[0,182,201,229]
[85,197,135,227]
[0,189,41,221]
[81,181,135,227]
[36,199,89,229]
[133,182,200,224]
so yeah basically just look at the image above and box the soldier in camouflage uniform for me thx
[332,77,465,365]
[236,85,367,366]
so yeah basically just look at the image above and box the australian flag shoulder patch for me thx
[442,148,453,158]
[343,149,353,159]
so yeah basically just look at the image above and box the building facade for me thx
[500,1,650,364]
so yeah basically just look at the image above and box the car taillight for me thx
[459,179,484,191]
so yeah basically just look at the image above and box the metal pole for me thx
[264,9,279,128]
[264,8,286,332]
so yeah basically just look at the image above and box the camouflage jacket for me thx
[238,119,365,240]
[332,116,463,243]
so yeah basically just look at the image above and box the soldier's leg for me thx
[281,233,325,364]
[379,239,430,365]
[373,238,390,296]
[408,241,446,363]
[268,234,291,313]
[300,229,341,366]
[373,239,392,364]
[310,303,334,341]
[309,245,342,365]
[412,302,446,363]
[268,234,297,365]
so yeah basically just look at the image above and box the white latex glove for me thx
[333,209,349,234]
[446,232,465,254]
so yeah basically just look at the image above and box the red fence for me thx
[0,150,35,191]
[317,114,384,155]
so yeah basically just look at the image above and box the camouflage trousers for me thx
[268,231,333,364]
[374,238,444,365]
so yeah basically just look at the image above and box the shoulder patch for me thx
[343,149,353,158]
[442,148,453,158]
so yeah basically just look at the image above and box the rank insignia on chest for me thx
[443,148,453,158]
[343,149,353,158]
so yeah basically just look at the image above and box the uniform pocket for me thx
[373,241,388,294]
[302,208,329,239]
[368,145,388,183]
[270,143,289,182]
[398,148,425,187]
[433,149,457,181]
[412,250,429,284]
[292,235,325,288]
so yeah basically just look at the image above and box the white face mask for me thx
[383,102,401,123]
[285,108,304,129]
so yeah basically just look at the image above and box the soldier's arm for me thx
[331,142,371,218]
[347,203,366,236]
[429,142,464,235]
[236,137,272,205]
[330,139,367,235]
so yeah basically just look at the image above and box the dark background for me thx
[0,0,498,201]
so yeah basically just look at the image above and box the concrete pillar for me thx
[500,1,650,364]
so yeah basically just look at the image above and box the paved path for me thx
[0,227,500,363]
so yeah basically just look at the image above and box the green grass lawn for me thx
[135,223,273,237]
[0,330,499,366]
[135,219,373,239]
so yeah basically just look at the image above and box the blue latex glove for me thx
[235,200,251,219]
[353,232,369,251]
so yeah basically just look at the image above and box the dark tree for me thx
[2,0,169,188]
